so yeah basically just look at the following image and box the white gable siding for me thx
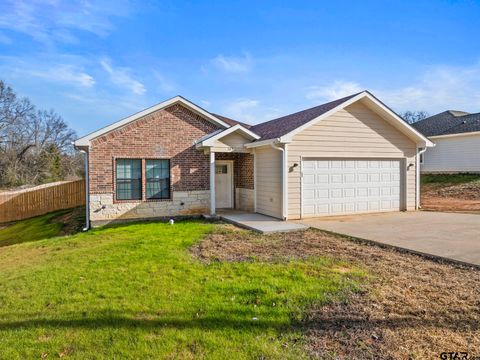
[422,133,480,173]
[218,132,251,151]
[287,102,417,219]
[209,132,253,152]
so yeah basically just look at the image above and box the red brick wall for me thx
[88,104,221,195]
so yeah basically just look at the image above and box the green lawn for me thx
[0,218,365,359]
[0,207,85,247]
[421,173,480,185]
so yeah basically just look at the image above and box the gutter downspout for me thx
[78,149,90,231]
[271,140,287,220]
[416,146,427,210]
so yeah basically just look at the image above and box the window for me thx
[116,159,142,200]
[146,159,170,199]
[215,165,228,174]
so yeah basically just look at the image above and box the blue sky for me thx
[1,0,480,136]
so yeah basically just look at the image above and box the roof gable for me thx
[196,124,259,146]
[248,91,433,147]
[74,96,231,147]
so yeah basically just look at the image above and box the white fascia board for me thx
[74,95,231,147]
[429,131,480,139]
[201,124,260,146]
[279,91,434,148]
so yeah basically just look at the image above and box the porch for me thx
[218,209,308,234]
[195,124,259,217]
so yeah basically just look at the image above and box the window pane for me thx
[215,165,228,174]
[116,159,142,200]
[146,160,170,199]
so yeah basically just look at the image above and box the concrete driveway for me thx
[297,211,480,267]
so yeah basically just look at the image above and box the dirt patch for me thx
[422,196,480,212]
[422,182,480,212]
[191,226,480,359]
[55,206,86,235]
[423,182,480,200]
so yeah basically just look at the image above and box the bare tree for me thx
[400,110,429,124]
[0,80,82,188]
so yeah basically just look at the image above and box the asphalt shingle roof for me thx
[412,111,480,137]
[210,113,252,129]
[248,93,361,140]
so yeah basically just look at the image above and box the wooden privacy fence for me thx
[0,180,86,223]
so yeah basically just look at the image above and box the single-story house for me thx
[74,91,433,227]
[412,111,480,173]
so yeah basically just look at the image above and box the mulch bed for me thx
[191,226,480,359]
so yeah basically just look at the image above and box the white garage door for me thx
[302,159,402,217]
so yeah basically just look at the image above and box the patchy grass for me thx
[421,173,480,185]
[0,207,85,247]
[0,221,363,359]
[193,228,480,359]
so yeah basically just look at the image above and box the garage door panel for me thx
[303,189,315,199]
[357,173,368,182]
[317,189,329,199]
[302,159,402,216]
[356,201,368,211]
[317,174,329,184]
[344,188,355,198]
[331,160,343,168]
[303,204,315,215]
[316,204,329,214]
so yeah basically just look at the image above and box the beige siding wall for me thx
[422,134,480,173]
[255,146,282,218]
[287,102,417,219]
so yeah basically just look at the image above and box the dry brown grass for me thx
[421,178,480,213]
[191,226,480,359]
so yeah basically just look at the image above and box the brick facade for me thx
[89,104,220,194]
[87,104,255,224]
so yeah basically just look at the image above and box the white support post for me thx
[210,151,216,215]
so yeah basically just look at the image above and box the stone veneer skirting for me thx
[235,188,254,212]
[90,190,210,226]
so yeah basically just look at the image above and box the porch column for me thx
[210,151,216,215]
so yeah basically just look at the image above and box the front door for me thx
[215,160,233,208]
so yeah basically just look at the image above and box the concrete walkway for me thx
[297,211,480,267]
[218,210,308,234]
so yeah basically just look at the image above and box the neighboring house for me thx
[74,91,433,227]
[413,111,480,173]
